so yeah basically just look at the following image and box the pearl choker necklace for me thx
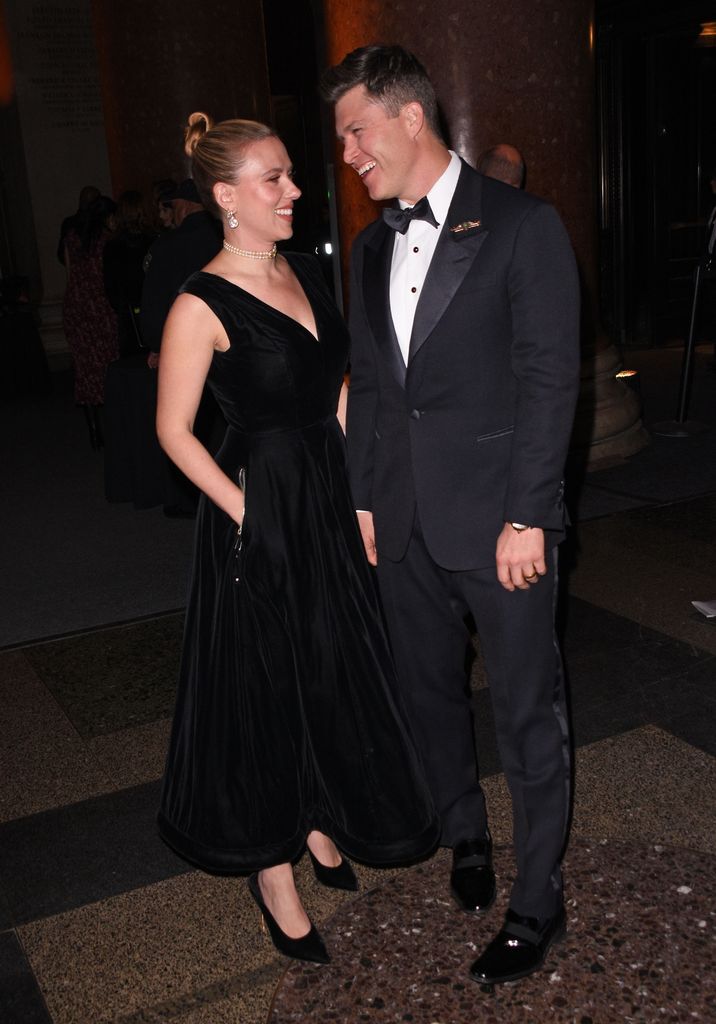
[223,240,277,260]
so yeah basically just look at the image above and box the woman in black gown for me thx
[156,113,438,964]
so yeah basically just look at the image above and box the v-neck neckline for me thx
[198,255,320,343]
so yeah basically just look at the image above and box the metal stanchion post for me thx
[653,258,708,437]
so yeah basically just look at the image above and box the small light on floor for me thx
[323,242,333,256]
[616,369,641,404]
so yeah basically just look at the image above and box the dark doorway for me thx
[262,0,336,293]
[597,1,716,348]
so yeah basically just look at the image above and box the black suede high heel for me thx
[247,872,330,964]
[308,849,359,892]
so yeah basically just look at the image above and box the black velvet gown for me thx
[157,253,439,873]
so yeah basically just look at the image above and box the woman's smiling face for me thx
[217,136,301,246]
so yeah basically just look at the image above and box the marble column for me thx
[90,0,272,198]
[322,0,648,463]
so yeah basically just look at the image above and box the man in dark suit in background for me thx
[140,179,223,514]
[140,178,222,365]
[321,45,580,987]
[476,143,526,189]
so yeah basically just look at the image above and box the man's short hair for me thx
[476,146,526,188]
[321,44,442,138]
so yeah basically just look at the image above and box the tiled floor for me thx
[1,350,715,1023]
[270,839,716,1022]
[3,508,715,1022]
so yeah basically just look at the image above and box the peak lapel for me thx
[408,165,490,364]
[363,222,406,387]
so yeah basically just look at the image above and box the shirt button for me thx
[410,286,417,293]
[413,246,419,253]
[410,409,421,420]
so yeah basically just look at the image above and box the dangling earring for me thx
[226,209,238,229]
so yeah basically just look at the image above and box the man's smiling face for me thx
[335,85,418,204]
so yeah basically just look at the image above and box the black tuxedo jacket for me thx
[346,161,581,570]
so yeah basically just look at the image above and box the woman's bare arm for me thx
[156,293,244,526]
[337,376,348,434]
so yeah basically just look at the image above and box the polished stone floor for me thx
[1,348,715,1023]
[271,839,716,1022]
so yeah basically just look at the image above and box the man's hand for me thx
[495,523,546,591]
[357,510,378,566]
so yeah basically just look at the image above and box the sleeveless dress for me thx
[157,253,439,873]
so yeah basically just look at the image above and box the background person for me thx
[57,184,100,265]
[140,177,223,368]
[62,194,119,448]
[476,143,526,188]
[103,190,156,356]
[141,177,224,515]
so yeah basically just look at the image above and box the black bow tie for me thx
[382,196,439,234]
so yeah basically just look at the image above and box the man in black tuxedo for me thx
[322,45,580,986]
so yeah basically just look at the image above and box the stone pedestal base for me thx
[572,342,650,468]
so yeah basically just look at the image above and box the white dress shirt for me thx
[389,150,462,364]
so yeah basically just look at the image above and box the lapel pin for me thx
[450,219,482,234]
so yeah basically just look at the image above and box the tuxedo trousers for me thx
[376,517,571,919]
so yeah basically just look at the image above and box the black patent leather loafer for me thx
[450,837,496,913]
[469,905,566,985]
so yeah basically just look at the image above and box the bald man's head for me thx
[477,144,525,188]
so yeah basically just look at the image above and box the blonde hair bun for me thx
[184,111,213,156]
[185,116,276,216]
